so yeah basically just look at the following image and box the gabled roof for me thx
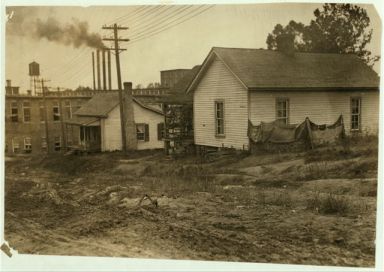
[187,47,380,92]
[73,92,163,118]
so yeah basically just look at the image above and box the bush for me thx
[306,192,367,216]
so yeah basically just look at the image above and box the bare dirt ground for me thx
[4,139,378,267]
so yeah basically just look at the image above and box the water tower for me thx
[29,61,40,95]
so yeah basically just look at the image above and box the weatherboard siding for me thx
[249,90,379,134]
[101,103,164,151]
[193,57,249,150]
[133,103,164,150]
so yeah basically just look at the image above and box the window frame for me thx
[64,100,72,119]
[41,137,47,150]
[350,97,362,131]
[12,138,20,153]
[53,101,60,122]
[275,98,290,125]
[24,137,32,153]
[22,101,31,123]
[54,136,61,151]
[136,123,146,141]
[214,100,225,137]
[10,101,18,123]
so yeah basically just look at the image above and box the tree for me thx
[266,4,379,66]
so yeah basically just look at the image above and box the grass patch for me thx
[306,192,369,216]
[305,135,378,164]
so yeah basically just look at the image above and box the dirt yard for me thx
[4,138,378,267]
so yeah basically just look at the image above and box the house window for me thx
[11,102,18,122]
[53,102,60,121]
[24,137,32,153]
[39,102,45,122]
[351,97,361,131]
[54,136,61,151]
[136,124,149,141]
[215,101,225,136]
[276,98,289,125]
[64,101,72,119]
[12,139,20,153]
[41,137,47,150]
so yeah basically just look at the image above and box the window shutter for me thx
[144,124,149,141]
[157,123,164,140]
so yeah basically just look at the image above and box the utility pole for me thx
[40,78,51,154]
[102,24,129,152]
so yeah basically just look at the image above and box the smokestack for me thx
[102,49,106,90]
[96,50,101,90]
[92,52,96,90]
[6,80,11,87]
[107,50,112,90]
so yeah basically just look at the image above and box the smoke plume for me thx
[6,7,106,49]
[34,17,106,49]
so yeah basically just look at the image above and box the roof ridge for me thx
[212,46,361,57]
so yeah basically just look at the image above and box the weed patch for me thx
[306,192,369,216]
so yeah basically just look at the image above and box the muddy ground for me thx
[4,140,378,267]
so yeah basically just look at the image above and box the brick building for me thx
[5,94,89,154]
[160,69,191,88]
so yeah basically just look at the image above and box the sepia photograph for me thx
[1,1,383,271]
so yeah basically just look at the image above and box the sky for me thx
[4,3,382,93]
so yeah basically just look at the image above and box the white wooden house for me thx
[187,47,380,150]
[67,92,164,152]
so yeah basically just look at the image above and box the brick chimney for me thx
[123,82,137,150]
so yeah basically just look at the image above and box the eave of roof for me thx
[248,86,380,91]
[66,115,100,126]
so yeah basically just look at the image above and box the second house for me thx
[66,86,164,152]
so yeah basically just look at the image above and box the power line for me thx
[53,59,92,87]
[113,6,150,24]
[118,5,170,28]
[113,6,159,26]
[123,5,171,30]
[128,5,195,38]
[129,5,215,44]
[43,47,89,77]
[129,5,212,40]
[50,51,92,83]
